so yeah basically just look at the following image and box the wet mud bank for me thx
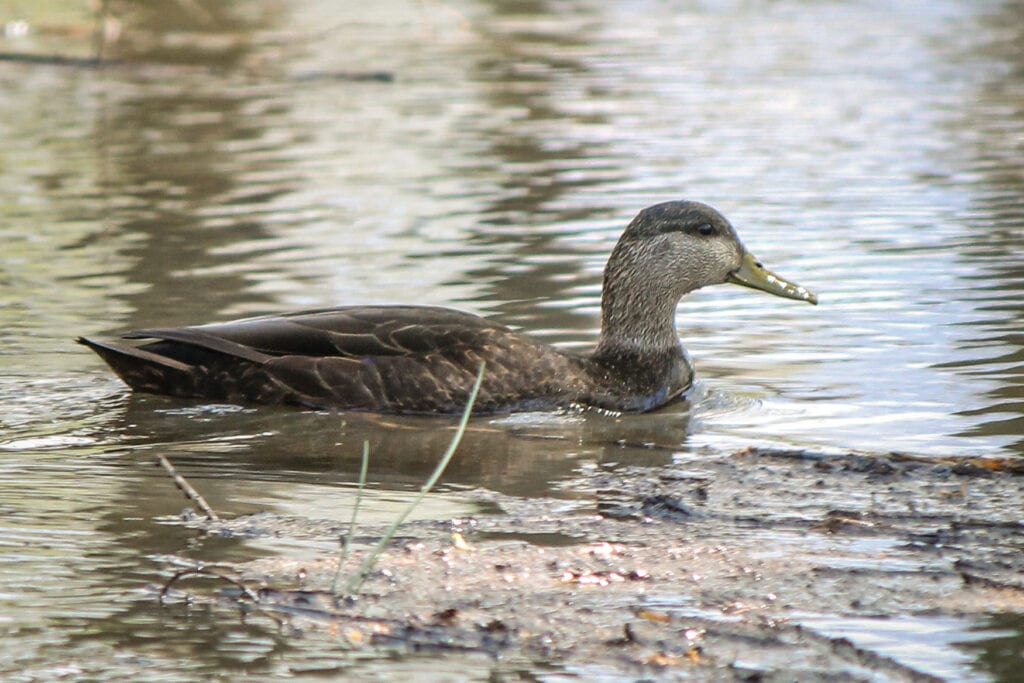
[162,448,1024,680]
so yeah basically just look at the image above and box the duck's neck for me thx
[592,270,686,364]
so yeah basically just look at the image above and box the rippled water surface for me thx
[1,0,1022,679]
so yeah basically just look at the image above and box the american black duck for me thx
[79,200,817,415]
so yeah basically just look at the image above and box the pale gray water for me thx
[0,0,1022,679]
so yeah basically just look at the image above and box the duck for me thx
[78,200,817,415]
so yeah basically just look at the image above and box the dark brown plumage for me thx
[79,201,817,415]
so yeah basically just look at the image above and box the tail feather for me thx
[77,336,206,397]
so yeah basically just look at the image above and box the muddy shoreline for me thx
[159,448,1024,680]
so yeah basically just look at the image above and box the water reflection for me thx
[110,394,684,498]
[87,5,293,329]
[102,1,282,66]
[939,1,1024,453]
[958,613,1024,682]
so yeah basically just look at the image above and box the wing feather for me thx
[132,306,509,360]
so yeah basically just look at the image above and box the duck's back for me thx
[79,306,585,414]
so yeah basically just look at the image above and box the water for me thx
[0,0,1022,679]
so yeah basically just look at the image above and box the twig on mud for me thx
[343,362,485,596]
[159,566,261,605]
[157,455,220,522]
[331,440,371,593]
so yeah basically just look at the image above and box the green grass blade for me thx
[343,362,485,596]
[331,439,370,594]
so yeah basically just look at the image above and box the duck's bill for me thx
[727,252,818,305]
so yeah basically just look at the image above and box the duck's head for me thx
[605,200,818,308]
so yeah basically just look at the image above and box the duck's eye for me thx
[697,223,714,236]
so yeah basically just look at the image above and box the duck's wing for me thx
[79,306,577,413]
[132,305,506,360]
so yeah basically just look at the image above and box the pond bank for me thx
[159,448,1024,681]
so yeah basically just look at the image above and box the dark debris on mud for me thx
[158,448,1024,681]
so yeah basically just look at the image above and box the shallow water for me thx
[1,0,1022,679]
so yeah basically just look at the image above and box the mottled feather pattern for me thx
[85,306,592,414]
